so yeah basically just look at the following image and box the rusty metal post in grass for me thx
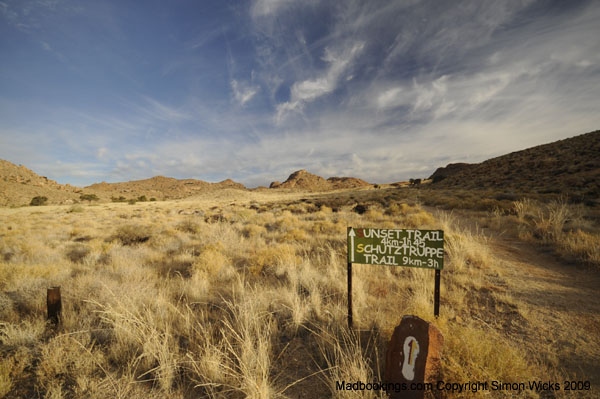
[47,286,62,324]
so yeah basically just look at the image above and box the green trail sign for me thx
[347,228,444,270]
[346,227,445,328]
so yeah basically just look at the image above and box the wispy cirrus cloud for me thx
[276,41,364,122]
[231,79,259,106]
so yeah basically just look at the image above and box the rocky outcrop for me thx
[270,170,370,191]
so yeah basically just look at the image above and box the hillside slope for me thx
[429,130,600,200]
[0,160,80,206]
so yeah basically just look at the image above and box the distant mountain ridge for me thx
[429,130,600,200]
[1,130,598,206]
[86,176,246,200]
[0,162,247,206]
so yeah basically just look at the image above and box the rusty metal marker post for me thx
[347,227,444,327]
[47,286,62,324]
[385,315,444,399]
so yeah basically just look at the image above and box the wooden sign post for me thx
[347,227,444,327]
[385,315,444,399]
[347,260,353,328]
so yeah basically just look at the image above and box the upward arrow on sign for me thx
[348,228,356,262]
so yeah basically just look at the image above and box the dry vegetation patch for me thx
[0,190,598,398]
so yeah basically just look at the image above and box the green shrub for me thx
[80,194,99,202]
[30,196,48,206]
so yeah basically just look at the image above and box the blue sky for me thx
[1,0,599,187]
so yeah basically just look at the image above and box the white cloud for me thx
[141,96,191,122]
[231,79,259,106]
[276,41,364,122]
[251,0,297,18]
[377,87,404,109]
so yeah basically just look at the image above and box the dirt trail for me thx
[434,207,600,388]
[488,236,600,385]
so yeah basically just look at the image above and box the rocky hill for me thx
[428,130,600,201]
[85,176,246,200]
[0,160,81,206]
[270,170,370,190]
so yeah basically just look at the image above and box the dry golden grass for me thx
[0,191,598,398]
[511,198,600,267]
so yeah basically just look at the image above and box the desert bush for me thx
[192,245,230,279]
[111,224,152,245]
[274,211,300,231]
[30,196,48,206]
[80,193,99,202]
[65,243,91,263]
[176,220,200,234]
[405,209,436,227]
[533,200,570,242]
[310,220,344,235]
[560,229,600,266]
[364,208,384,222]
[153,254,194,278]
[248,244,299,275]
[352,204,368,214]
[280,228,309,242]
[241,224,267,238]
[513,198,536,221]
[67,204,85,213]
[205,214,227,223]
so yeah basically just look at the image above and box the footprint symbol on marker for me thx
[401,336,420,381]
